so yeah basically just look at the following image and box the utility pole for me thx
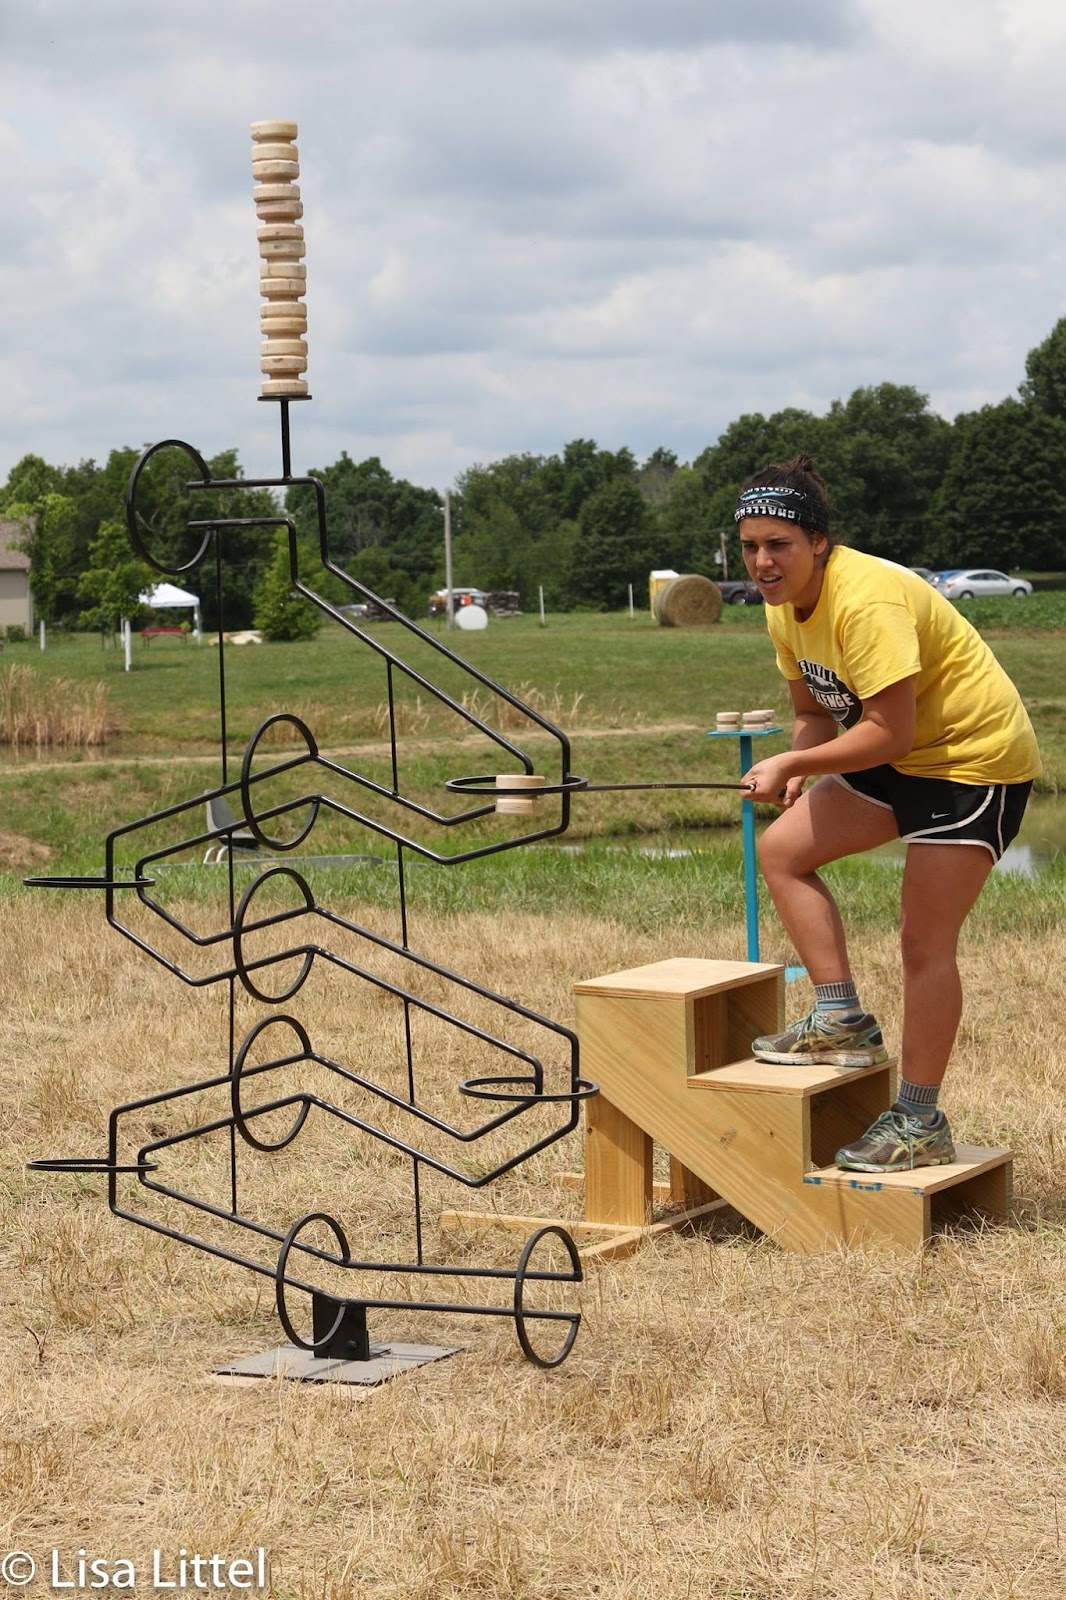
[443,489,454,628]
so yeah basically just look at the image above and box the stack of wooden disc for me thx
[252,120,308,397]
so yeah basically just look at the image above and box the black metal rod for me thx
[582,780,752,792]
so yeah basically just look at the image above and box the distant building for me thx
[0,518,34,634]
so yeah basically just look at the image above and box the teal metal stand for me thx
[706,726,780,960]
[706,725,806,982]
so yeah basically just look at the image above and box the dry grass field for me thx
[4,889,1066,1600]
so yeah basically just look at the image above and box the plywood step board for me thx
[805,1144,1012,1195]
[690,1056,896,1097]
[803,1145,1014,1245]
[573,957,782,1001]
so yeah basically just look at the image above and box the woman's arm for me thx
[789,676,839,752]
[744,676,917,805]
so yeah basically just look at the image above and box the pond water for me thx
[558,794,1066,879]
[872,793,1066,878]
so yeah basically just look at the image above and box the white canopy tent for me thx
[138,581,202,642]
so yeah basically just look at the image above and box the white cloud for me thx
[1,1,1064,491]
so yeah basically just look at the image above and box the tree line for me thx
[3,318,1066,634]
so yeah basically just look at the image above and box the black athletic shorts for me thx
[832,765,1032,861]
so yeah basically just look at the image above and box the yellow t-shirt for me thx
[764,546,1041,784]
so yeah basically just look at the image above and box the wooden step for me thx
[573,956,1016,1254]
[573,957,782,1001]
[801,1144,1013,1250]
[690,1056,896,1097]
[804,1144,1011,1195]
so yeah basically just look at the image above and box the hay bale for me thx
[653,573,722,627]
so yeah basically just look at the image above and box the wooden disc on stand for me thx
[251,120,299,141]
[252,118,309,397]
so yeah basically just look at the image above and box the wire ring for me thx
[459,1075,599,1104]
[231,1015,314,1151]
[125,438,215,575]
[275,1211,351,1351]
[23,876,155,890]
[446,773,587,799]
[239,713,321,851]
[513,1225,582,1368]
[232,867,316,1004]
[26,1157,157,1174]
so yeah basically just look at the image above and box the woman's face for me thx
[739,518,828,615]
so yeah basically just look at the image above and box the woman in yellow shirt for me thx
[739,454,1040,1173]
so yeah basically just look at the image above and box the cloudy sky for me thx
[3,0,1065,492]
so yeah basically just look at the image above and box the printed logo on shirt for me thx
[797,659,862,729]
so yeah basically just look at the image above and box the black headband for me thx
[734,485,830,537]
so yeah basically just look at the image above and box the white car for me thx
[933,569,1033,599]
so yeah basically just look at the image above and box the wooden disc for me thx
[259,238,306,259]
[260,319,308,338]
[253,182,301,204]
[251,142,297,163]
[251,120,299,141]
[256,222,304,242]
[257,300,307,320]
[260,379,309,396]
[261,339,308,357]
[256,200,303,221]
[495,775,546,815]
[259,302,305,321]
[261,260,306,278]
[257,307,305,326]
[259,278,307,297]
[251,159,299,181]
[261,354,308,374]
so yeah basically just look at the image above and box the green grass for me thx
[1,608,1063,890]
[3,835,1063,953]
[955,591,1066,629]
[10,598,1066,748]
[9,610,783,750]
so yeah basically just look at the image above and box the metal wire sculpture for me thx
[27,397,598,1370]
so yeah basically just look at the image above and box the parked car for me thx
[910,567,937,584]
[932,569,1033,600]
[716,579,763,605]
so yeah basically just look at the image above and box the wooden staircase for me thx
[573,958,1012,1254]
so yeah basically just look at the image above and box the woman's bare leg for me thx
[757,777,899,983]
[898,842,995,1086]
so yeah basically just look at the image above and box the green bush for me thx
[252,532,321,642]
[954,591,1066,630]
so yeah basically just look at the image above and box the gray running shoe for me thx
[835,1109,956,1173]
[752,1007,888,1067]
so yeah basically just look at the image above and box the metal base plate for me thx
[213,1341,461,1387]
